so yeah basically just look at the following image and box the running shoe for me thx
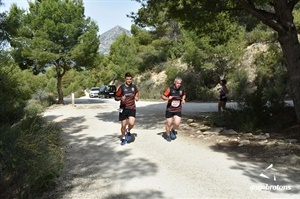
[120,138,127,145]
[166,136,171,142]
[170,129,177,140]
[125,128,132,141]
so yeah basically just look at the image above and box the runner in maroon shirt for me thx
[115,72,139,145]
[161,77,186,142]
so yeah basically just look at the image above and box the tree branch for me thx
[237,0,286,34]
[290,0,300,8]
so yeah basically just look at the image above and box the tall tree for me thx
[8,0,100,104]
[0,0,31,124]
[132,0,300,123]
[0,0,11,48]
[108,33,138,80]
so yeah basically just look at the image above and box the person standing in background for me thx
[115,72,139,145]
[161,77,186,142]
[218,79,229,115]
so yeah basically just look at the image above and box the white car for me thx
[89,87,100,98]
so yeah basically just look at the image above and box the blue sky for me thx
[0,0,141,34]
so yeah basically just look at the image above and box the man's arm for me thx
[115,86,122,101]
[115,96,122,101]
[162,94,172,101]
[135,88,139,101]
[162,87,171,101]
[181,94,186,104]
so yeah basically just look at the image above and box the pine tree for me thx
[8,0,100,104]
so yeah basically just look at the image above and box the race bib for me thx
[171,100,180,107]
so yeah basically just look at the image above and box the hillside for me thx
[99,25,132,55]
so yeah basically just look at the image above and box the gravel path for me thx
[42,96,299,199]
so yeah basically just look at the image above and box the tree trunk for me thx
[278,32,300,123]
[239,1,300,123]
[57,74,65,104]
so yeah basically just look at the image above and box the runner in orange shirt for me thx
[161,77,186,142]
[115,72,139,145]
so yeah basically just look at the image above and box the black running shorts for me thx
[219,96,227,102]
[119,109,136,121]
[165,110,182,118]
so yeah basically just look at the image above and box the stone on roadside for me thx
[289,154,300,163]
[256,129,263,134]
[186,119,195,124]
[221,129,238,135]
[189,122,199,127]
[199,125,211,131]
[242,133,253,138]
[203,127,223,135]
[238,140,250,146]
[253,134,269,140]
[285,139,297,144]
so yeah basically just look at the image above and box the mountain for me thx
[99,25,132,55]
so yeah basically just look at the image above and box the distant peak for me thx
[112,25,126,31]
[100,26,131,36]
[99,26,132,54]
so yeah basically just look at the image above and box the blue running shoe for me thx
[170,129,177,140]
[166,136,171,142]
[126,133,132,141]
[120,138,127,145]
[125,128,132,141]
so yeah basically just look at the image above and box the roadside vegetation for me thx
[1,0,299,198]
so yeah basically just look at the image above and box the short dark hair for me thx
[125,72,132,78]
[221,79,227,84]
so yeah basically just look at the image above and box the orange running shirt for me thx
[163,86,186,112]
[115,83,138,110]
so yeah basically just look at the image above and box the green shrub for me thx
[245,24,275,44]
[138,79,164,100]
[32,90,56,107]
[24,100,45,116]
[165,64,180,86]
[75,90,86,98]
[208,101,296,133]
[45,77,57,95]
[0,116,64,198]
[0,64,31,125]
[227,69,248,102]
[64,80,82,97]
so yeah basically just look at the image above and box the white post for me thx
[72,93,75,107]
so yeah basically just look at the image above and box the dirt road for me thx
[42,96,299,199]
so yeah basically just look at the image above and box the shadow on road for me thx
[95,102,166,130]
[104,190,164,199]
[93,101,300,193]
[209,142,300,194]
[45,98,299,197]
[64,97,108,104]
[43,113,163,198]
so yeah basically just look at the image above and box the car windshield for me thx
[108,86,116,91]
[99,85,107,91]
[91,88,99,91]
